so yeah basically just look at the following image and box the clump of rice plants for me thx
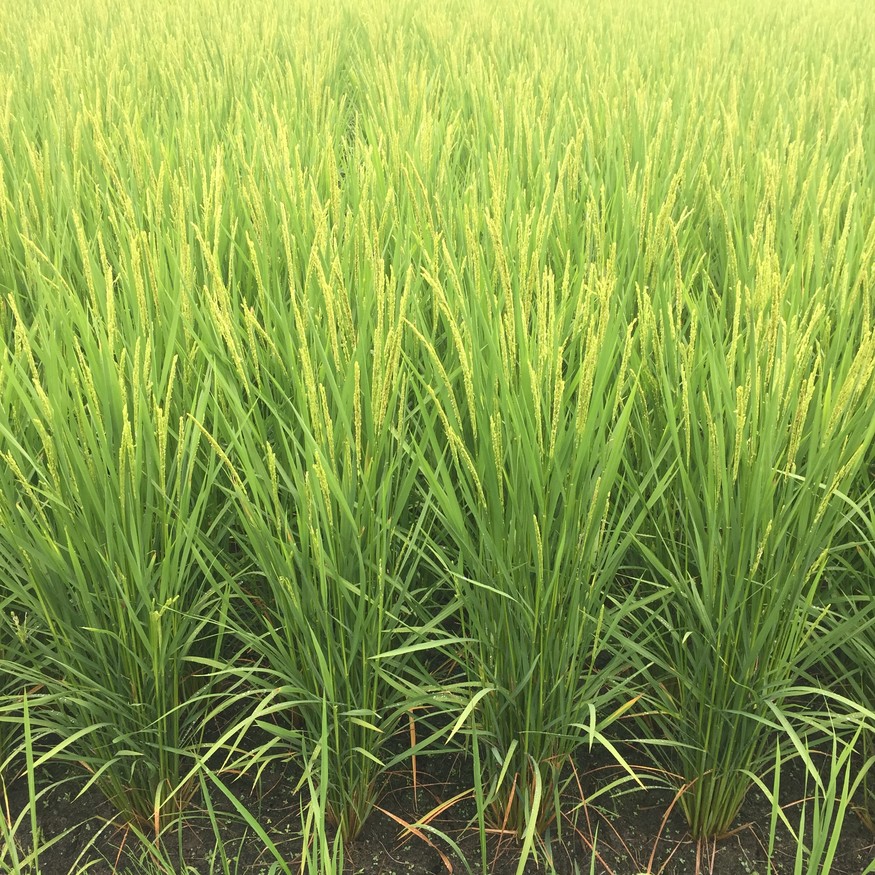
[828,484,875,833]
[408,241,652,839]
[632,262,875,837]
[0,257,232,830]
[199,176,450,843]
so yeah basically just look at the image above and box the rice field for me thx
[0,0,874,872]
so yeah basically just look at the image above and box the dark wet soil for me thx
[3,737,873,875]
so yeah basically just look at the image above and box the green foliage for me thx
[408,251,653,837]
[199,196,450,840]
[0,0,873,867]
[632,284,875,837]
[0,280,232,829]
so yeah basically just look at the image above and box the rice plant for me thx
[828,484,875,833]
[751,712,875,875]
[0,275,231,829]
[0,577,32,780]
[407,238,655,840]
[198,172,451,843]
[631,266,875,838]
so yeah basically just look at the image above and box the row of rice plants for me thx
[0,0,873,871]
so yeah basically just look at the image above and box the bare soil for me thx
[4,740,873,874]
